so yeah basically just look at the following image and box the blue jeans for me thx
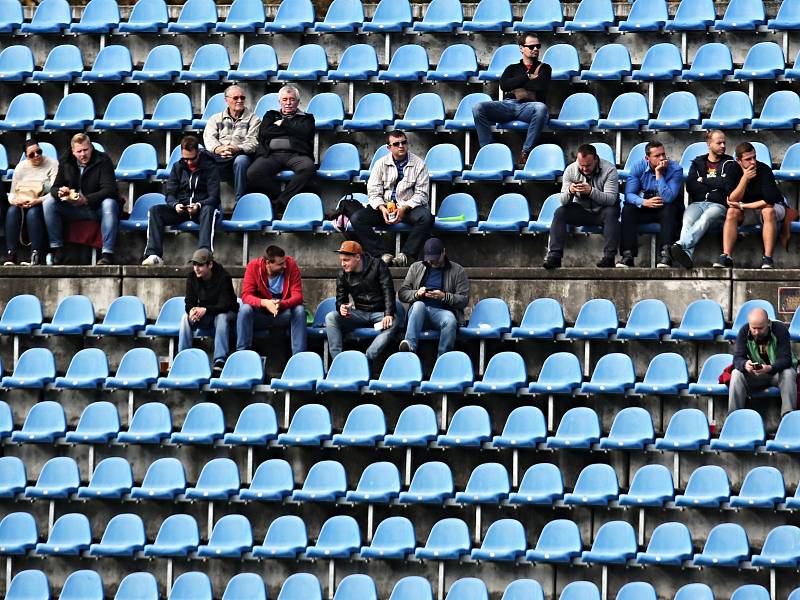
[404,302,458,356]
[472,99,549,153]
[236,303,307,355]
[5,204,46,253]
[677,201,727,258]
[144,203,218,258]
[43,196,119,254]
[178,311,234,363]
[215,154,251,201]
[325,308,400,361]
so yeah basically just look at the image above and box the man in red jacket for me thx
[236,244,307,355]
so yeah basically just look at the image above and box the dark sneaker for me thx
[399,339,414,353]
[47,248,64,265]
[596,255,615,268]
[212,359,225,376]
[616,252,634,268]
[542,254,561,269]
[713,254,733,268]
[761,255,774,269]
[28,250,41,266]
[670,243,694,269]
[518,149,530,167]
[97,252,114,266]
[656,251,672,268]
[3,251,16,266]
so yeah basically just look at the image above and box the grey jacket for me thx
[397,259,470,323]
[203,108,261,155]
[367,152,430,210]
[559,158,619,212]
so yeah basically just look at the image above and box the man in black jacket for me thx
[472,34,551,165]
[671,130,732,269]
[43,133,120,265]
[246,85,316,214]
[325,240,399,362]
[142,135,220,266]
[178,248,239,373]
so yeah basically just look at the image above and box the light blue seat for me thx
[332,404,386,446]
[24,457,79,498]
[0,402,11,441]
[671,299,724,339]
[473,351,526,394]
[395,93,445,130]
[307,92,345,129]
[399,461,454,503]
[180,44,229,81]
[425,144,463,182]
[306,297,336,338]
[687,353,731,395]
[597,93,648,130]
[437,405,491,447]
[547,406,600,449]
[581,521,637,564]
[317,350,370,392]
[89,513,145,556]
[222,574,266,600]
[115,573,158,600]
[345,461,401,503]
[734,42,785,80]
[388,577,433,600]
[771,0,800,30]
[94,92,145,130]
[216,0,264,31]
[209,349,263,390]
[434,193,477,232]
[197,514,253,558]
[564,0,614,31]
[730,586,770,600]
[560,583,600,600]
[666,0,715,30]
[265,0,314,31]
[12,400,64,443]
[119,0,167,31]
[455,462,509,504]
[78,457,132,499]
[618,299,670,339]
[306,515,361,558]
[526,195,561,235]
[528,351,582,394]
[460,298,511,338]
[36,513,91,555]
[715,0,765,30]
[766,411,800,452]
[292,460,346,503]
[479,45,520,81]
[20,0,70,33]
[0,93,45,131]
[619,142,647,180]
[549,92,599,129]
[271,192,324,231]
[117,402,171,444]
[632,43,683,81]
[228,44,277,80]
[0,512,37,555]
[508,463,563,505]
[655,408,709,450]
[514,144,566,180]
[7,570,49,600]
[38,45,85,83]
[384,404,438,447]
[167,0,216,31]
[378,45,429,81]
[59,570,103,600]
[618,464,674,506]
[156,348,210,389]
[52,349,108,390]
[105,347,159,389]
[82,45,132,81]
[317,143,360,180]
[675,465,730,507]
[427,44,478,81]
[170,402,224,445]
[220,193,272,235]
[342,93,393,130]
[277,44,328,80]
[636,522,693,565]
[240,458,293,501]
[682,43,733,80]
[634,353,689,395]
[710,409,765,451]
[314,0,363,32]
[502,580,545,600]
[144,512,200,556]
[114,143,158,180]
[542,44,580,79]
[701,91,753,129]
[92,296,146,336]
[729,466,784,508]
[475,193,528,228]
[418,352,473,393]
[252,515,307,557]
[141,92,193,130]
[358,147,389,180]
[130,457,186,499]
[564,463,619,506]
[3,348,55,389]
[42,93,94,131]
[412,0,462,32]
[191,92,226,129]
[580,353,635,395]
[415,518,470,560]
[471,519,526,561]
[752,90,800,129]
[514,0,563,30]
[185,458,240,500]
[223,403,276,447]
[693,523,750,566]
[168,573,212,600]
[278,403,331,446]
[752,525,800,567]
[444,93,492,129]
[775,143,800,180]
[581,44,632,80]
[526,519,582,563]
[462,0,511,31]
[599,407,654,449]
[270,351,324,390]
[619,0,668,31]
[444,579,487,600]
[564,298,618,339]
[333,575,376,600]
[133,45,182,82]
[724,299,776,340]
[361,517,415,559]
[0,0,22,32]
[363,0,411,31]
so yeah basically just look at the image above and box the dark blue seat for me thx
[618,464,674,506]
[89,513,145,556]
[78,457,132,499]
[119,0,168,31]
[581,521,637,564]
[693,523,750,566]
[526,519,582,563]
[636,522,693,566]
[264,0,314,32]
[415,518,470,560]
[384,404,438,447]
[252,516,307,558]
[216,0,264,31]
[116,402,171,444]
[130,457,186,500]
[185,457,240,500]
[546,406,600,449]
[492,407,546,448]
[399,461,454,503]
[94,92,145,130]
[36,513,91,555]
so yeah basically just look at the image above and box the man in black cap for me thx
[178,248,238,374]
[397,238,470,356]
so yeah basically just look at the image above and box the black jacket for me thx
[723,160,784,206]
[165,149,220,209]
[686,153,733,206]
[256,110,315,158]
[734,319,792,373]
[51,149,118,209]
[336,254,395,316]
[185,262,238,317]
[499,60,552,104]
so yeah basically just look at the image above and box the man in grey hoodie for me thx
[543,144,620,269]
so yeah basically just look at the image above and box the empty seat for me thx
[228,44,278,80]
[476,193,529,229]
[399,461,454,503]
[619,142,647,180]
[636,522,693,565]
[0,512,37,555]
[581,44,632,80]
[619,0,668,31]
[437,406,491,447]
[119,0,168,31]
[766,411,800,452]
[77,457,132,499]
[597,92,648,130]
[368,352,422,392]
[82,45,132,81]
[89,513,145,556]
[156,348,211,389]
[508,463,563,505]
[694,523,750,566]
[549,93,599,129]
[634,353,689,395]
[564,298,618,339]
[271,192,324,231]
[223,403,277,446]
[130,457,186,500]
[729,466,784,508]
[362,0,411,31]
[197,514,253,558]
[306,515,361,558]
[314,0,363,32]
[132,45,182,82]
[581,520,637,564]
[264,0,314,32]
[185,458,240,500]
[43,93,94,131]
[144,515,200,557]
[617,299,670,339]
[434,192,477,232]
[701,91,753,129]
[36,513,91,555]
[384,404,438,447]
[180,43,230,81]
[94,93,145,130]
[252,515,307,558]
[632,43,683,81]
[240,458,294,501]
[114,143,158,180]
[0,93,45,132]
[599,407,654,449]
[675,465,731,507]
[513,144,566,180]
[342,93,393,130]
[216,0,264,31]
[170,402,224,445]
[0,0,22,33]
[464,145,514,182]
[346,461,401,503]
[168,573,212,600]
[105,347,159,389]
[278,403,331,445]
[455,463,509,504]
[462,0,511,30]
[307,92,345,129]
[479,45,520,81]
[395,93,445,130]
[20,0,70,33]
[514,0,563,30]
[682,43,733,82]
[444,93,492,130]
[655,408,709,450]
[0,294,42,335]
[502,580,546,600]
[270,351,324,390]
[528,352,582,394]
[361,517,415,559]
[687,353,732,395]
[710,409,765,451]
[666,0,715,30]
[115,573,160,600]
[378,45,429,81]
[492,406,546,448]
[317,143,360,180]
[332,404,386,446]
[564,0,614,31]
[752,525,800,567]
[734,42,785,80]
[277,44,328,80]
[413,0,462,31]
[59,570,103,600]
[209,350,264,390]
[775,143,800,180]
[751,90,800,129]
[526,519,582,563]
[292,460,346,502]
[564,463,619,506]
[420,351,474,393]
[415,518,470,560]
[473,352,527,394]
[618,464,675,506]
[730,586,770,600]
[671,299,724,339]
[673,584,714,600]
[12,400,64,442]
[168,0,216,31]
[547,406,600,449]
[6,570,49,600]
[542,44,580,79]
[510,298,565,339]
[427,44,478,81]
[580,353,635,395]
[92,296,146,336]
[471,519,526,561]
[333,575,376,600]
[715,0,765,30]
[141,93,193,130]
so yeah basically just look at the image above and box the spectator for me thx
[203,84,260,203]
[236,244,306,356]
[4,139,58,266]
[729,308,796,417]
[246,85,316,215]
[671,130,732,269]
[179,249,238,374]
[398,237,469,356]
[714,142,786,269]
[543,144,620,269]
[472,34,551,165]
[325,240,399,362]
[618,141,683,268]
[353,130,433,267]
[43,133,120,265]
[142,135,220,266]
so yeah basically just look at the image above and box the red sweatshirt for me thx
[240,255,304,311]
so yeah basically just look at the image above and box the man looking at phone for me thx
[729,307,796,416]
[142,135,220,265]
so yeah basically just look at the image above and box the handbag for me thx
[329,194,365,238]
[14,181,43,203]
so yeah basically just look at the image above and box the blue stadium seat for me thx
[470,519,526,561]
[672,585,714,600]
[514,144,566,180]
[105,347,159,389]
[12,400,64,442]
[25,457,80,498]
[0,402,11,441]
[460,298,511,338]
[220,193,272,238]
[715,0,765,30]
[618,141,647,180]
[379,45,429,81]
[180,44,230,81]
[427,44,478,81]
[580,353,635,395]
[766,411,800,452]
[599,407,654,449]
[94,92,144,130]
[0,0,22,32]
[271,351,324,390]
[240,458,293,501]
[333,575,376,600]
[277,44,328,80]
[156,348,210,389]
[271,192,324,231]
[581,44,632,80]
[770,0,800,30]
[117,402,171,444]
[557,583,598,600]
[208,349,262,390]
[564,298,618,339]
[514,0,563,30]
[455,462,509,504]
[42,93,94,130]
[564,463,619,506]
[509,298,564,339]
[547,406,600,449]
[20,0,70,33]
[752,525,800,567]
[36,513,91,555]
[462,0,511,31]
[666,0,715,30]
[132,45,181,81]
[526,519,582,562]
[345,461,401,503]
[528,351,582,394]
[82,45,132,81]
[730,586,770,600]
[169,573,212,600]
[634,353,689,395]
[222,574,266,600]
[141,92,193,130]
[278,403,331,446]
[89,513,145,556]
[0,512,37,555]
[617,299,670,339]
[53,349,108,390]
[78,457,132,499]
[734,42,785,80]
[216,0,264,31]
[342,93,393,130]
[444,93,492,130]
[701,91,753,129]
[332,403,386,446]
[59,571,103,600]
[437,405,491,447]
[502,580,545,600]
[92,296,146,336]
[581,521,637,564]
[6,570,49,600]
[115,573,159,600]
[306,514,361,558]
[508,463,563,505]
[185,457,240,500]
[130,457,185,500]
[197,514,253,558]
[384,404,438,447]
[681,43,733,80]
[775,143,800,180]
[388,577,433,600]
[476,193,528,229]
[143,514,199,556]
[542,44,580,79]
[363,0,411,31]
[399,461,453,503]
[292,460,346,503]
[597,92,648,130]
[265,0,314,31]
[413,0,462,31]
[473,351,526,394]
[395,93,445,130]
[675,465,730,507]
[317,350,369,392]
[632,43,683,81]
[114,143,158,180]
[0,295,42,335]
[655,408,709,450]
[425,143,463,182]
[362,517,415,559]
[167,0,216,31]
[618,464,674,506]
[434,193,477,232]
[119,0,168,31]
[191,92,226,129]
[729,466,784,507]
[415,518,470,560]
[307,92,345,129]
[358,147,389,180]
[670,299,724,339]
[252,515,307,557]
[710,409,765,451]
[636,522,693,565]
[492,406,546,449]
[724,299,776,340]
[317,143,360,180]
[694,523,750,566]
[752,90,800,129]
[0,93,45,131]
[549,92,599,129]
[420,351,474,394]
[170,402,224,445]
[228,44,277,80]
[314,0,363,32]
[619,0,668,31]
[564,0,614,31]
[478,45,520,81]
[2,348,55,389]
[526,194,561,234]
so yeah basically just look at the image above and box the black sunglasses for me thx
[390,140,408,147]
[26,148,43,158]
[522,43,541,49]
[227,95,246,101]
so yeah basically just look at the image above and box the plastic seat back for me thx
[583,44,632,78]
[278,573,321,600]
[481,45,520,79]
[389,577,433,600]
[60,570,103,600]
[120,0,167,31]
[435,193,477,228]
[542,44,580,79]
[333,575,376,600]
[115,573,159,600]
[634,43,683,79]
[0,294,43,334]
[388,405,437,444]
[307,92,345,128]
[684,43,732,79]
[480,193,529,225]
[96,93,145,128]
[169,572,212,600]
[467,145,514,179]
[222,574,266,600]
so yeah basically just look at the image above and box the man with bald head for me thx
[729,307,796,416]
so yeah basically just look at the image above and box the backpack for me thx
[329,194,365,239]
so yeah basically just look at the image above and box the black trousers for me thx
[350,205,434,259]
[246,151,316,211]
[620,203,679,256]
[547,203,620,258]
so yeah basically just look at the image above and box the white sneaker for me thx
[393,253,409,267]
[381,253,394,265]
[141,255,163,266]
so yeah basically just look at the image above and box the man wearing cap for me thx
[236,244,306,356]
[325,240,399,361]
[398,238,470,356]
[179,249,239,374]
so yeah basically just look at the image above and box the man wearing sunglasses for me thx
[473,34,551,166]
